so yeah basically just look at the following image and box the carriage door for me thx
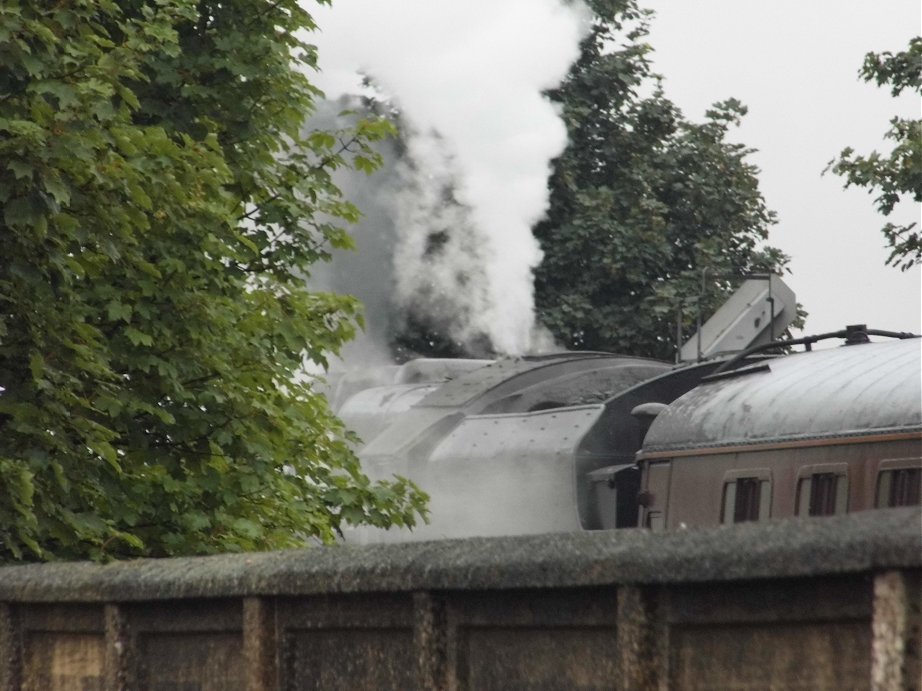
[641,461,672,531]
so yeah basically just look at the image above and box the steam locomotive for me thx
[332,317,921,541]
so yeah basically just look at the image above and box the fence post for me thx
[871,570,921,691]
[244,597,278,691]
[616,585,662,691]
[104,604,134,691]
[0,604,22,691]
[414,591,447,690]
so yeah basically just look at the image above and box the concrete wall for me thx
[0,508,919,690]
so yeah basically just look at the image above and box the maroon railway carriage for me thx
[635,337,922,530]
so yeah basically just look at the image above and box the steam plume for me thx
[308,0,588,355]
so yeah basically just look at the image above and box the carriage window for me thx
[796,465,848,516]
[721,471,772,524]
[876,464,922,508]
[733,477,761,522]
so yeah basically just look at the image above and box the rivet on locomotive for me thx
[329,277,922,541]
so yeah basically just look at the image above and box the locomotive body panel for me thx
[415,406,605,538]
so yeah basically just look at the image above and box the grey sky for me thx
[644,0,921,335]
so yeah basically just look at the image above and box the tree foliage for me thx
[533,0,787,360]
[0,0,426,562]
[827,37,921,271]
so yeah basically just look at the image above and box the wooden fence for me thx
[0,507,919,690]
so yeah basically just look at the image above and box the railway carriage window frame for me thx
[645,511,665,531]
[720,469,772,524]
[642,461,672,532]
[876,458,922,508]
[795,463,849,517]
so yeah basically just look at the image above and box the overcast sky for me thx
[644,0,921,335]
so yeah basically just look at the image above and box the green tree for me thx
[533,0,787,360]
[0,0,426,562]
[827,37,921,271]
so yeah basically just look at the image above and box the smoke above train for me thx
[307,0,590,358]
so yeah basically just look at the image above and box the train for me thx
[330,303,921,541]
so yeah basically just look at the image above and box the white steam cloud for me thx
[307,0,588,354]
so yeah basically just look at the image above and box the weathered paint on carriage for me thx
[637,338,922,530]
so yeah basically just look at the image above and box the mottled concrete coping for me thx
[0,508,918,603]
